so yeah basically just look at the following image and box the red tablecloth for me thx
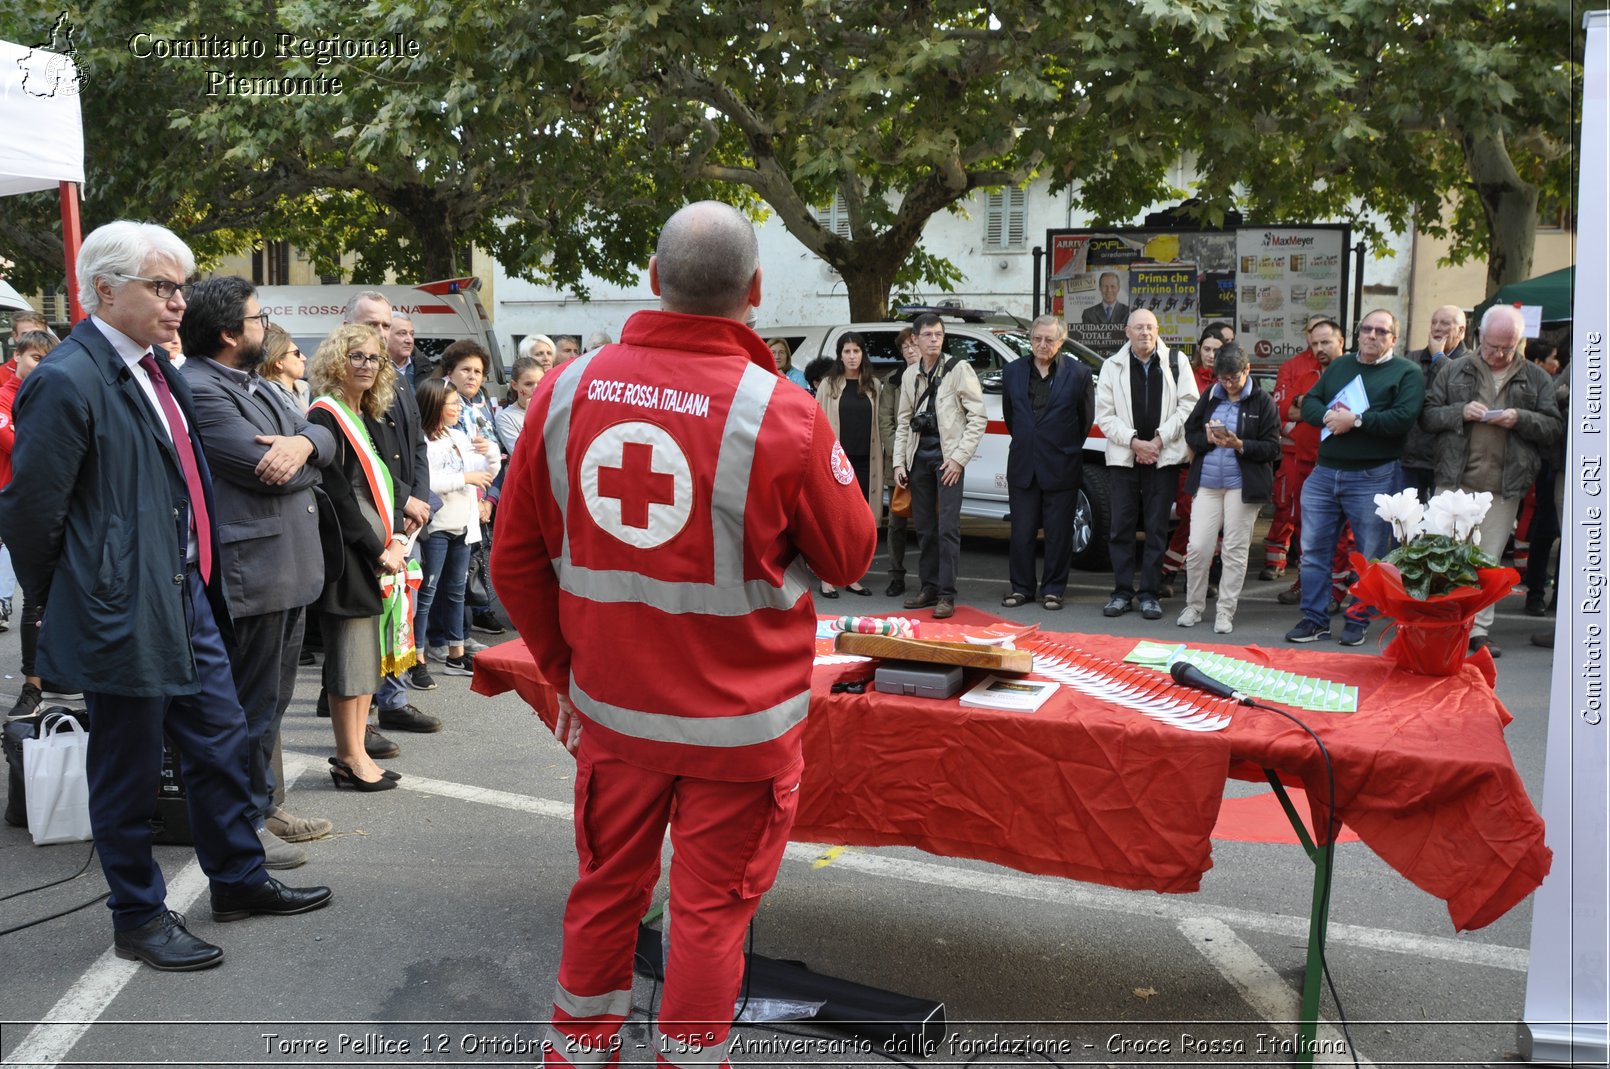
[473,609,1549,932]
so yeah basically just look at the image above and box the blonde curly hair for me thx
[309,323,396,420]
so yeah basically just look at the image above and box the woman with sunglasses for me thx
[306,324,408,792]
[260,325,310,413]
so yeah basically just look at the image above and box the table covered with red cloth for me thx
[472,609,1549,933]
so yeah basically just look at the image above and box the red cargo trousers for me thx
[544,734,803,1069]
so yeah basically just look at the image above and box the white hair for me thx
[519,333,554,359]
[585,329,613,349]
[1030,314,1068,341]
[77,221,195,315]
[1479,304,1525,339]
[342,290,390,323]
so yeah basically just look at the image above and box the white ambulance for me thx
[254,277,505,383]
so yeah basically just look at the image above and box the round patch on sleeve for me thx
[829,440,855,485]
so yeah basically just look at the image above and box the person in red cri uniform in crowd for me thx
[492,201,877,1069]
[1266,317,1354,606]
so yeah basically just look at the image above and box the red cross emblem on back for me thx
[580,421,694,549]
[597,441,675,529]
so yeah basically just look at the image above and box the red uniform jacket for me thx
[493,310,877,781]
[1273,349,1324,465]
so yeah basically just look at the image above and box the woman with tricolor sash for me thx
[307,324,413,792]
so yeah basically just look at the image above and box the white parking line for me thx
[2,767,314,1069]
[1180,917,1377,1067]
[1,849,208,1067]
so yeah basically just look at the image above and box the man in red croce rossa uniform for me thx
[492,201,877,1069]
[1263,316,1354,605]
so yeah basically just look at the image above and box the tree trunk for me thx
[1463,128,1539,297]
[383,184,459,280]
[838,258,899,322]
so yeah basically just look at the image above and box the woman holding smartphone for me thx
[1178,343,1280,633]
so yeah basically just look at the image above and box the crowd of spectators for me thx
[0,280,1572,792]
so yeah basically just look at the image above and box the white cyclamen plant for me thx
[1371,488,1499,600]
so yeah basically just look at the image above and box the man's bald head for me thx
[650,201,761,320]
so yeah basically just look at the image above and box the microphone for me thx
[1169,660,1255,706]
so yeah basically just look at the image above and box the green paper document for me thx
[1126,641,1358,714]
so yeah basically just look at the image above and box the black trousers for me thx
[228,606,306,824]
[1524,460,1560,592]
[1008,482,1079,598]
[1107,464,1180,599]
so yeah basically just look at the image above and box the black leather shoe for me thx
[211,877,333,923]
[315,688,330,718]
[113,911,223,971]
[1524,590,1549,617]
[1469,636,1502,659]
[884,575,906,597]
[378,704,442,733]
[364,725,401,759]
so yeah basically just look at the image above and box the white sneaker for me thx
[426,645,449,661]
[461,636,489,654]
[1176,607,1202,628]
[1214,613,1234,634]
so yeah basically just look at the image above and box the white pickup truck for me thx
[761,320,1114,570]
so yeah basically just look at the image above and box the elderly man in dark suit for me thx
[180,276,337,868]
[1000,315,1095,610]
[0,222,331,971]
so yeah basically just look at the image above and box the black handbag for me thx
[465,541,493,609]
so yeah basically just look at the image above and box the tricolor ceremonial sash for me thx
[310,395,395,523]
[311,395,417,674]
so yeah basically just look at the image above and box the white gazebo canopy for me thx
[0,38,85,196]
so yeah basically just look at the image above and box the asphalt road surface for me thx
[0,522,1563,1068]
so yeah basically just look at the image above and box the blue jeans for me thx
[1298,461,1398,626]
[416,530,470,650]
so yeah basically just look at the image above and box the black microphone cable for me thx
[0,841,111,937]
[1239,695,1362,1069]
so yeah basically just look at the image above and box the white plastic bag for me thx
[23,711,92,845]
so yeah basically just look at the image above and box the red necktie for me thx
[138,354,212,583]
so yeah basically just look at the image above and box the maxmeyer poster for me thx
[1047,225,1349,365]
[1233,228,1348,362]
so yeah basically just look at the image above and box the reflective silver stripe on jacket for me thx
[544,1025,617,1068]
[553,982,633,1020]
[572,680,810,748]
[656,1031,731,1068]
[542,354,808,615]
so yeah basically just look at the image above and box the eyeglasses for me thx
[1480,341,1519,358]
[1030,335,1062,347]
[1357,325,1395,337]
[118,274,189,301]
[347,351,383,367]
[244,311,270,330]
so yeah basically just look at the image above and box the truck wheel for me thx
[1071,467,1111,571]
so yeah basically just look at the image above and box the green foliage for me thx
[0,0,714,292]
[1382,534,1498,601]
[0,0,1583,307]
